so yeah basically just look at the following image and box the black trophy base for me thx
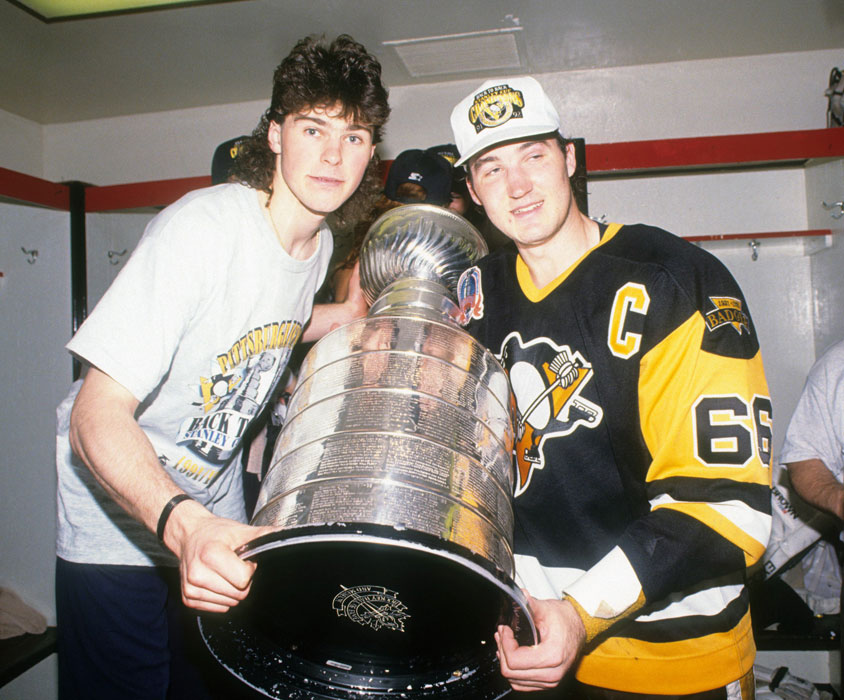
[199,523,535,699]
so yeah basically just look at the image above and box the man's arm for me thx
[787,458,844,521]
[496,596,586,691]
[303,261,369,342]
[69,367,275,612]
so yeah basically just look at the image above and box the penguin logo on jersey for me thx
[498,333,603,496]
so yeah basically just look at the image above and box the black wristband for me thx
[156,494,193,542]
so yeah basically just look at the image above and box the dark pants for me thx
[55,557,258,700]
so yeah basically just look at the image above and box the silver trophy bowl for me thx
[200,204,535,700]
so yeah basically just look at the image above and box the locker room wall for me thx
[31,48,840,185]
[0,207,152,700]
[0,107,42,177]
[85,212,154,310]
[0,202,71,617]
[0,202,71,700]
[805,158,844,357]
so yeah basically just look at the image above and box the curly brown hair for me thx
[230,34,390,228]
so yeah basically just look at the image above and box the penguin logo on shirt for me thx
[498,332,603,496]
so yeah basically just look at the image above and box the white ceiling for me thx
[2,0,844,125]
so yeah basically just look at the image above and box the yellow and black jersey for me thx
[457,222,772,694]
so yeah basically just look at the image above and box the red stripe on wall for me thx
[85,176,212,212]
[4,129,844,214]
[585,129,844,174]
[0,167,70,209]
[686,229,832,242]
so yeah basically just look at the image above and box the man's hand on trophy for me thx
[495,594,585,692]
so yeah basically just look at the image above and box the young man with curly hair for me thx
[55,34,389,700]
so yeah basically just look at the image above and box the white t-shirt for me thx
[56,183,332,566]
[774,339,844,612]
[781,338,844,481]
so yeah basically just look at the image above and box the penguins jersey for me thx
[457,223,772,694]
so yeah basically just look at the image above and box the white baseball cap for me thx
[450,76,562,167]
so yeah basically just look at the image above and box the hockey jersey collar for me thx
[516,222,623,302]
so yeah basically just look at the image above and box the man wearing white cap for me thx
[451,76,772,699]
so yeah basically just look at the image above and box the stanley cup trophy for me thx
[199,204,537,699]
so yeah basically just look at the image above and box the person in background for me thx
[54,34,389,700]
[210,135,248,186]
[331,147,454,302]
[782,339,844,520]
[425,142,473,215]
[780,338,844,677]
[383,147,453,206]
[427,141,510,250]
[451,75,772,699]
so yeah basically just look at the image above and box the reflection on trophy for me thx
[199,204,536,699]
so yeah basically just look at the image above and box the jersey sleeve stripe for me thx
[647,476,771,513]
[649,492,771,545]
[634,579,745,625]
[575,609,755,694]
[650,499,769,563]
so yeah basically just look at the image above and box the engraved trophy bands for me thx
[200,205,537,699]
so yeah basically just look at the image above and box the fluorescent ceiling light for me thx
[384,27,524,78]
[9,0,242,22]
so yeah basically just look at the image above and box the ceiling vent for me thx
[384,27,524,79]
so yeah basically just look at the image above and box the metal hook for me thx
[822,201,844,219]
[21,247,38,264]
[108,249,127,266]
[748,239,759,262]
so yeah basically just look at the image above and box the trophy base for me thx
[199,523,535,699]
